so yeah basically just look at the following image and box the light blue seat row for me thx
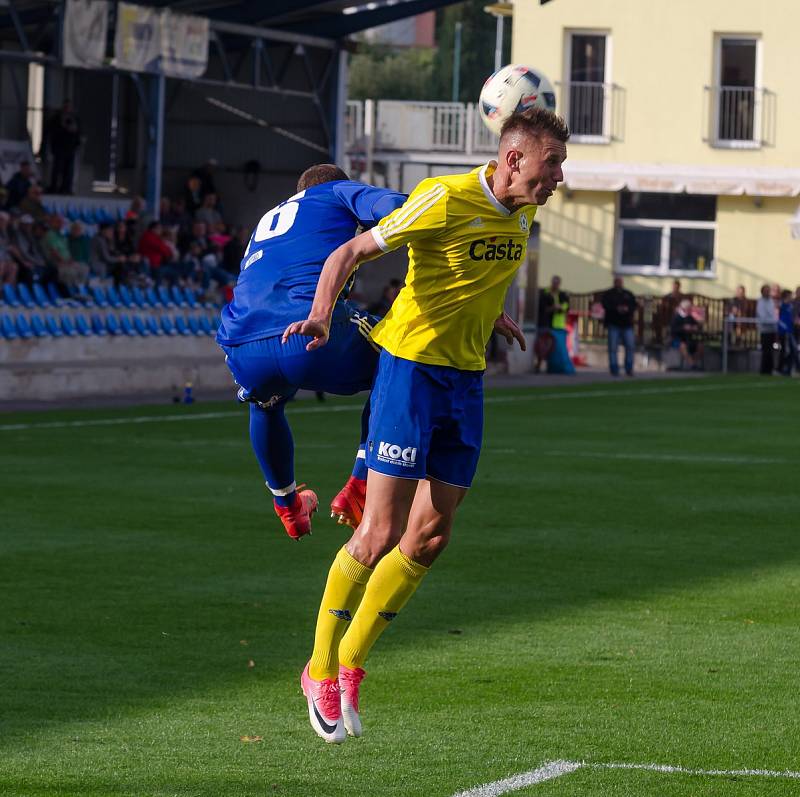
[0,313,218,340]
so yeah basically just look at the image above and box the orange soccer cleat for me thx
[329,476,367,529]
[274,486,318,540]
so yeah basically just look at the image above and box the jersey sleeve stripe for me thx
[378,184,446,238]
[379,186,447,241]
[371,225,391,252]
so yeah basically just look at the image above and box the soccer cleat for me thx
[329,476,367,529]
[301,662,346,744]
[274,487,318,540]
[339,664,366,737]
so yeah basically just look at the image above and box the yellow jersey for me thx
[369,163,535,371]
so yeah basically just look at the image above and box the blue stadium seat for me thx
[174,316,191,336]
[147,316,163,336]
[30,315,48,338]
[106,285,122,308]
[92,286,109,307]
[170,285,187,307]
[1,314,18,339]
[76,284,95,307]
[187,316,201,336]
[119,315,136,336]
[32,283,51,308]
[91,314,108,336]
[133,316,150,336]
[146,287,161,307]
[131,285,150,308]
[161,315,176,335]
[3,283,21,308]
[15,314,33,339]
[157,285,174,308]
[61,315,77,336]
[75,315,92,336]
[47,283,65,307]
[106,313,121,336]
[16,283,35,309]
[118,284,135,308]
[45,315,63,337]
[184,289,199,309]
[198,316,212,336]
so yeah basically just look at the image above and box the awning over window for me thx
[562,161,800,197]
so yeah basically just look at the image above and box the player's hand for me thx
[281,319,330,350]
[494,312,527,350]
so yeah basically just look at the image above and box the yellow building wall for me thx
[515,0,800,297]
[538,193,799,298]
[512,0,800,166]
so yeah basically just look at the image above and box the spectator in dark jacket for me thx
[5,161,35,209]
[601,276,637,376]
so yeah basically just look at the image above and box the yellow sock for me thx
[309,547,373,681]
[339,546,429,671]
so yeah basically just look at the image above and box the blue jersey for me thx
[217,181,406,346]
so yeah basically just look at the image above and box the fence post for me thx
[465,102,474,155]
[722,317,729,374]
[364,98,375,186]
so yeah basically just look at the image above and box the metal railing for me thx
[563,81,610,138]
[705,85,775,146]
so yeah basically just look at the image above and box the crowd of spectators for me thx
[0,160,244,304]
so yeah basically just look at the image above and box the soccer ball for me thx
[478,64,557,136]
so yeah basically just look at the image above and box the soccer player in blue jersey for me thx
[217,164,406,540]
[285,108,568,742]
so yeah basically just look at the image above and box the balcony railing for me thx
[705,86,775,147]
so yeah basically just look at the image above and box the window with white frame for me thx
[713,35,762,146]
[616,192,717,277]
[565,31,610,141]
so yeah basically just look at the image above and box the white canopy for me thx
[562,161,800,197]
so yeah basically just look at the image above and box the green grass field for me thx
[2,376,799,796]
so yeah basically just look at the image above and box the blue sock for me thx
[351,400,370,480]
[249,402,296,507]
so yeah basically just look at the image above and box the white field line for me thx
[452,759,800,796]
[0,380,779,433]
[450,761,582,797]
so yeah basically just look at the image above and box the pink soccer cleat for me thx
[330,476,367,529]
[339,664,366,737]
[300,662,346,744]
[274,487,318,540]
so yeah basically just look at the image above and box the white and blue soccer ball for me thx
[478,64,557,136]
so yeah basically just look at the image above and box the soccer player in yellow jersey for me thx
[283,107,569,743]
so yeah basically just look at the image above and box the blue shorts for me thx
[220,310,379,408]
[366,350,483,489]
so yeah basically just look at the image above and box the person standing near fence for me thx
[756,283,778,375]
[777,289,798,375]
[601,276,637,377]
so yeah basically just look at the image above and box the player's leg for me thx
[330,400,370,527]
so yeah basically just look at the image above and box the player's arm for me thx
[282,230,382,350]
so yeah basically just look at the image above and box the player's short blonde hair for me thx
[297,164,349,191]
[500,107,570,144]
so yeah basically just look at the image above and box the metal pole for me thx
[364,98,375,186]
[146,73,165,218]
[494,14,504,72]
[108,72,119,187]
[451,21,462,102]
[332,47,347,165]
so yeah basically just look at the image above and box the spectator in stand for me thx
[665,279,684,304]
[5,161,35,210]
[179,239,206,287]
[90,222,126,281]
[192,159,218,199]
[726,284,750,345]
[18,183,47,223]
[138,221,179,284]
[670,298,704,370]
[369,279,403,317]
[194,192,224,230]
[67,221,91,268]
[8,214,50,285]
[0,212,19,285]
[45,100,82,194]
[113,219,143,280]
[41,214,89,291]
[179,219,212,257]
[755,283,778,375]
[183,175,204,215]
[777,289,798,376]
[222,225,249,278]
[163,196,192,237]
[125,196,148,243]
[601,276,637,377]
